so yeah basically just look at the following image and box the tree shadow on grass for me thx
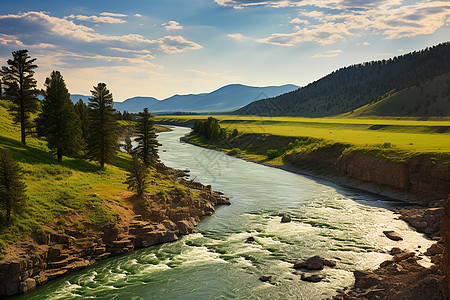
[0,135,103,173]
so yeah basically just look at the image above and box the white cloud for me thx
[135,14,143,17]
[158,36,202,53]
[228,33,247,41]
[362,42,371,45]
[290,18,309,25]
[162,20,183,30]
[67,14,126,24]
[100,12,127,17]
[217,0,450,45]
[311,49,342,58]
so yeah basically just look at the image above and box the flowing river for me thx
[15,126,433,300]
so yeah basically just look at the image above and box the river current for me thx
[15,126,433,300]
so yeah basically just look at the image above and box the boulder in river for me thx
[300,273,325,283]
[246,236,256,243]
[259,275,272,282]
[294,255,336,270]
[383,230,403,241]
[281,215,291,223]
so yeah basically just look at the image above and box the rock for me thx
[300,274,325,282]
[216,197,231,205]
[424,243,443,256]
[380,260,393,268]
[293,260,307,269]
[6,282,19,295]
[323,258,336,267]
[281,215,292,223]
[246,236,256,243]
[390,247,403,255]
[393,251,415,262]
[259,275,272,282]
[383,230,403,241]
[305,256,324,270]
[176,220,195,235]
[354,271,382,289]
[294,256,336,270]
[19,278,36,293]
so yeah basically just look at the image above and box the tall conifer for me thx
[87,83,119,168]
[1,49,38,145]
[135,108,160,166]
[36,71,83,162]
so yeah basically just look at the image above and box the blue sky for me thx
[0,0,449,101]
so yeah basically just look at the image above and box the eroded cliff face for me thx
[443,198,450,299]
[0,166,230,296]
[335,153,450,202]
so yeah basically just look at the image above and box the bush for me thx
[267,149,280,159]
[228,148,241,156]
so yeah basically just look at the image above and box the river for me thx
[15,126,433,300]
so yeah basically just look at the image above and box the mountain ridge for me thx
[69,84,299,113]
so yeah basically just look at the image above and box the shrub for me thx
[267,149,280,159]
[228,148,241,156]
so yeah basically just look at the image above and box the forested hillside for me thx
[236,42,450,117]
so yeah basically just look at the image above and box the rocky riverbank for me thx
[179,131,449,298]
[0,164,230,296]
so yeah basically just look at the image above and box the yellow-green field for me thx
[156,115,450,153]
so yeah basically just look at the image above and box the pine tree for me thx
[125,156,149,197]
[87,83,119,168]
[74,99,90,144]
[123,136,133,154]
[0,149,27,222]
[1,49,39,145]
[135,108,160,166]
[36,71,83,162]
[0,79,3,99]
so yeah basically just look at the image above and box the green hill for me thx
[342,73,450,118]
[236,42,450,117]
[0,100,186,255]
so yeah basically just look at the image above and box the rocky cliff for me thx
[0,164,230,296]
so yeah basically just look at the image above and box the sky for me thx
[0,0,449,102]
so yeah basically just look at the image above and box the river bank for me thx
[174,125,448,299]
[0,163,230,296]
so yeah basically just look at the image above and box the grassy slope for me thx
[343,73,450,118]
[156,115,450,153]
[0,100,182,254]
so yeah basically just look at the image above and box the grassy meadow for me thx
[156,115,450,153]
[0,100,185,254]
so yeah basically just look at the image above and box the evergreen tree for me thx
[0,149,27,222]
[87,83,119,168]
[1,49,39,145]
[74,99,90,144]
[125,156,149,196]
[0,79,3,99]
[36,71,83,162]
[135,108,160,166]
[123,136,133,154]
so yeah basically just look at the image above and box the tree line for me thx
[0,49,160,221]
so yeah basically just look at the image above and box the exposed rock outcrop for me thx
[0,166,230,296]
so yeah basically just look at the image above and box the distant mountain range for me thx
[235,42,450,117]
[69,84,299,113]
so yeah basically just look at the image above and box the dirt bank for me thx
[0,164,230,296]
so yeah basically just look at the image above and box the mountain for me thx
[70,94,90,104]
[235,42,450,117]
[114,96,159,112]
[113,84,299,113]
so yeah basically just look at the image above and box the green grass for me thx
[0,100,181,252]
[156,115,450,153]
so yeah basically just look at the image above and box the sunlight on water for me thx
[15,126,433,300]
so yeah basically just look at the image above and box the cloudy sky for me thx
[0,0,449,101]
